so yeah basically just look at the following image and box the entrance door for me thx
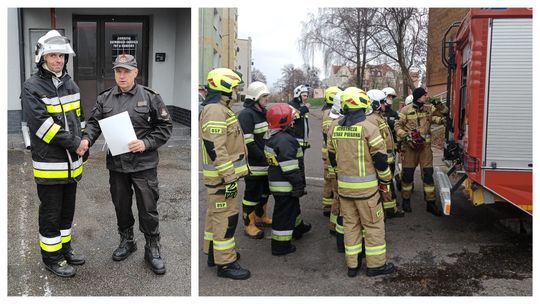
[73,15,149,117]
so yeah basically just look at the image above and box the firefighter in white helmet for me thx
[237,81,272,239]
[366,90,405,219]
[327,87,395,277]
[22,30,87,277]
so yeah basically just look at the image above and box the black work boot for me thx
[217,261,251,280]
[271,244,296,256]
[144,235,166,275]
[426,201,442,216]
[347,254,363,277]
[367,263,396,277]
[386,209,405,219]
[292,222,312,240]
[112,227,137,261]
[44,259,76,278]
[63,247,86,265]
[402,199,412,213]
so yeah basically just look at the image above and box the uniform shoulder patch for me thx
[98,87,113,96]
[143,86,159,95]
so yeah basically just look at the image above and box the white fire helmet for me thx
[293,84,310,98]
[382,87,397,98]
[405,95,414,105]
[245,81,270,101]
[329,91,343,119]
[34,30,75,63]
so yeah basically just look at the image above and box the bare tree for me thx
[273,64,321,100]
[251,68,267,83]
[371,8,428,96]
[299,8,379,87]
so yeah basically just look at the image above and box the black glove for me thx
[224,181,238,199]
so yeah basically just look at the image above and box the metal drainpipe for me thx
[18,8,31,149]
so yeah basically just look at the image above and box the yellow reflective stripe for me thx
[235,164,248,175]
[225,117,238,126]
[365,244,386,256]
[40,241,62,252]
[61,100,80,112]
[202,121,227,132]
[369,135,384,147]
[34,165,83,179]
[253,126,268,134]
[216,161,234,173]
[424,185,435,193]
[338,179,378,189]
[402,184,413,191]
[345,243,362,255]
[295,215,302,227]
[204,231,213,241]
[242,199,258,206]
[61,235,72,243]
[213,237,235,251]
[322,197,333,206]
[377,167,392,179]
[42,123,61,144]
[335,223,344,234]
[46,104,63,113]
[387,155,395,163]
[271,230,293,241]
[244,138,255,144]
[330,214,337,225]
[383,200,397,209]
[202,169,219,177]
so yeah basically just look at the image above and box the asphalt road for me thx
[8,145,191,296]
[198,104,532,296]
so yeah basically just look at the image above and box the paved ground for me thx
[198,105,532,296]
[7,124,191,296]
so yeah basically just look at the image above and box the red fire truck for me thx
[437,8,532,216]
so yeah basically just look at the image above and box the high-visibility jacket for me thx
[265,129,305,196]
[366,111,395,163]
[321,106,337,177]
[394,103,448,143]
[22,67,85,184]
[288,98,310,148]
[237,104,268,178]
[327,112,391,198]
[200,94,249,187]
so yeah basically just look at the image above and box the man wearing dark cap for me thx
[394,87,448,216]
[80,54,172,274]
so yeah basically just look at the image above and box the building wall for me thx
[426,8,469,96]
[237,37,252,89]
[8,8,191,132]
[7,9,22,133]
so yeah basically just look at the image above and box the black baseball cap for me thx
[112,54,137,70]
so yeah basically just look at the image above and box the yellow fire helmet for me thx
[324,86,342,104]
[207,68,243,93]
[341,87,369,110]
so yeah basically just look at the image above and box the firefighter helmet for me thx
[405,95,413,105]
[207,68,243,93]
[329,91,343,119]
[382,87,397,98]
[34,30,75,64]
[324,86,342,104]
[367,89,387,111]
[245,81,270,101]
[266,103,294,129]
[341,87,369,110]
[293,85,310,98]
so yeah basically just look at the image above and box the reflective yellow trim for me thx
[345,243,362,255]
[377,167,392,179]
[338,179,378,189]
[43,124,61,144]
[242,199,258,206]
[335,223,344,234]
[330,214,337,225]
[40,241,62,252]
[204,231,213,241]
[424,185,435,193]
[61,235,72,243]
[402,184,413,191]
[213,237,235,251]
[322,197,333,206]
[365,244,386,256]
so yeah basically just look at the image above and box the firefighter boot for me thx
[112,227,137,261]
[402,199,412,213]
[293,222,312,240]
[244,212,264,239]
[144,235,166,275]
[385,209,405,219]
[426,201,442,216]
[255,203,273,227]
[45,259,76,278]
[367,263,396,277]
[63,247,86,265]
[347,254,363,277]
[217,261,251,280]
[207,242,241,267]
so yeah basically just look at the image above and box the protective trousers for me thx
[400,143,435,201]
[322,164,334,213]
[242,176,270,222]
[109,168,160,237]
[340,193,387,268]
[37,183,77,264]
[204,185,239,265]
[271,195,299,253]
[329,176,340,232]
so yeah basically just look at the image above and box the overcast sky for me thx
[238,7,325,90]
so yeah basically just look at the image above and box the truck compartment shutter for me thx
[484,18,532,169]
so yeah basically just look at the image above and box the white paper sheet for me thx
[98,111,137,156]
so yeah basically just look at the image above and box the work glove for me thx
[378,180,391,193]
[224,181,238,199]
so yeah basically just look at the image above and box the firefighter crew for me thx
[22,30,87,277]
[200,68,251,280]
[327,87,396,277]
[366,89,405,219]
[381,87,399,140]
[237,81,272,239]
[265,103,306,256]
[327,92,345,253]
[321,86,342,220]
[394,87,448,215]
[81,54,172,274]
[288,84,312,237]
